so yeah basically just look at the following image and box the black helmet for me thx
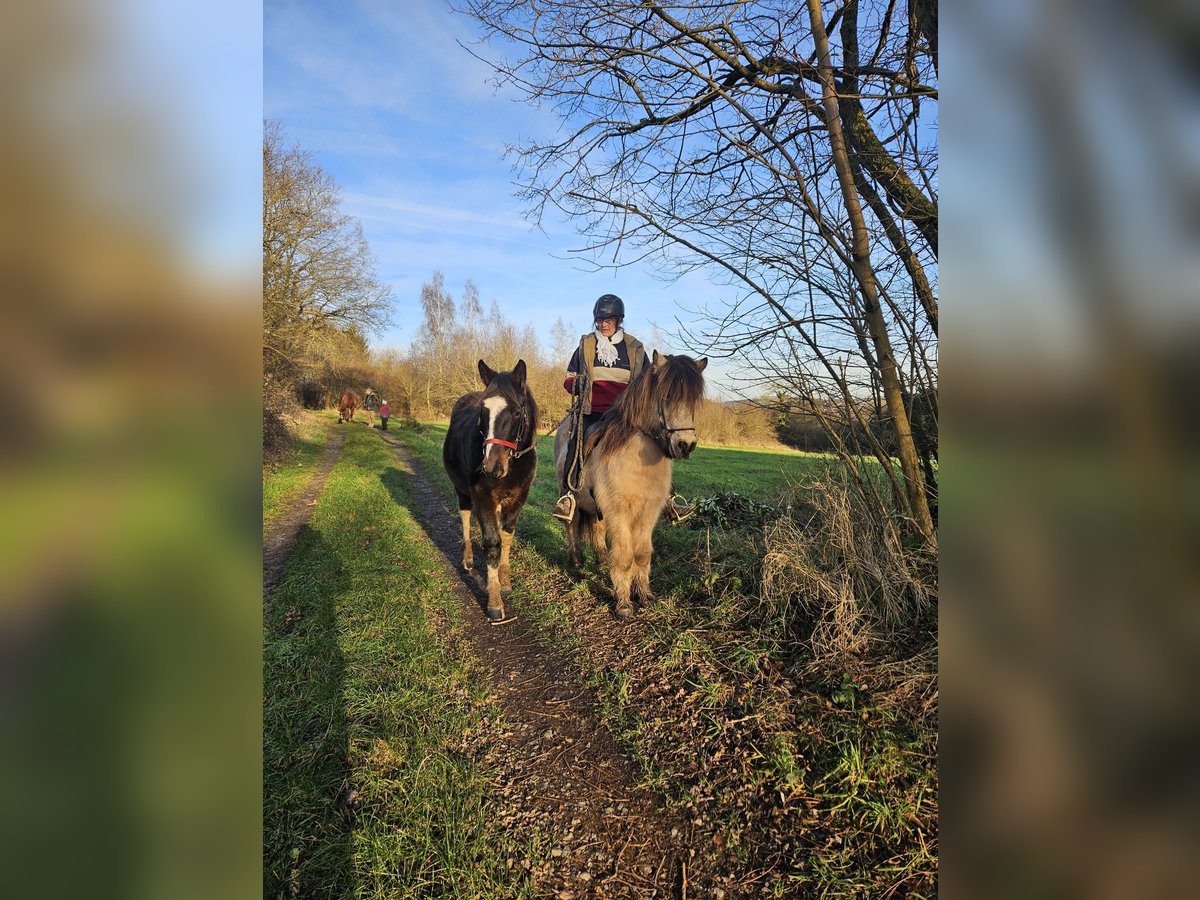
[593,294,625,321]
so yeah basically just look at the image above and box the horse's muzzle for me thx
[671,435,697,459]
[482,445,510,478]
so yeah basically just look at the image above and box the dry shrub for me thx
[759,477,938,716]
[695,398,786,448]
[263,380,302,465]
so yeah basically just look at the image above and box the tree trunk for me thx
[805,0,936,545]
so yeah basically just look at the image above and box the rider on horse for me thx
[553,294,695,524]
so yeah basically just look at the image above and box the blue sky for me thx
[265,0,739,393]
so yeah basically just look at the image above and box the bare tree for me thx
[452,0,937,543]
[550,316,577,366]
[263,120,393,384]
[406,273,556,420]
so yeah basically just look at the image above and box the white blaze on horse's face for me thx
[663,400,698,460]
[482,395,510,477]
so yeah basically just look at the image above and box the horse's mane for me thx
[594,354,704,455]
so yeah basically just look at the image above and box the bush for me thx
[263,379,300,464]
[758,476,938,717]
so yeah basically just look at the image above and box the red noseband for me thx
[484,438,519,450]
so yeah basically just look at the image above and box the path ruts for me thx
[380,430,709,900]
[263,424,346,606]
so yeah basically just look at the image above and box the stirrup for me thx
[666,495,695,525]
[552,493,576,522]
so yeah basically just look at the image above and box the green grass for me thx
[263,414,332,534]
[263,423,535,898]
[682,443,840,501]
[791,710,938,897]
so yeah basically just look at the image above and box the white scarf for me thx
[594,328,624,366]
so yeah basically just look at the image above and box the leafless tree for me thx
[263,120,393,386]
[452,0,937,543]
[406,272,556,420]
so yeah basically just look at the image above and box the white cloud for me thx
[344,192,528,232]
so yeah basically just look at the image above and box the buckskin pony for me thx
[443,359,539,621]
[337,389,358,424]
[553,351,706,621]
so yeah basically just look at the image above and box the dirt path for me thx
[263,424,346,606]
[379,430,723,899]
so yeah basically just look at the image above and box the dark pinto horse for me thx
[443,359,539,621]
[553,351,706,621]
[337,390,359,424]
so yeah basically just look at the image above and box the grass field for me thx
[264,416,937,896]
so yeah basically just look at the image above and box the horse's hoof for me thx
[615,606,633,623]
[486,607,504,621]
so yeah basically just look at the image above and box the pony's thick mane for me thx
[595,355,704,454]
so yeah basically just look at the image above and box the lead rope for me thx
[564,351,588,493]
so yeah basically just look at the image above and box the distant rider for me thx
[362,387,381,428]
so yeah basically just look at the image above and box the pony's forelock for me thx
[598,354,704,454]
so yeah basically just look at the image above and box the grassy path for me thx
[395,423,937,898]
[263,422,345,603]
[375,431,722,896]
[263,412,334,535]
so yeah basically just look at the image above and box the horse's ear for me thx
[478,359,497,387]
[512,359,527,389]
[696,357,708,372]
[651,349,662,369]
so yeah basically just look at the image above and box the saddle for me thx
[583,420,605,453]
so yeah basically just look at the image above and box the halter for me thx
[483,397,534,458]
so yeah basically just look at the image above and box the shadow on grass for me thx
[377,465,499,622]
[263,525,354,898]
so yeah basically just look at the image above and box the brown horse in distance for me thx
[338,390,359,424]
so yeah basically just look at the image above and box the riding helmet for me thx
[593,293,625,321]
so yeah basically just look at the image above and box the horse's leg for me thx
[498,528,514,591]
[498,501,520,592]
[456,493,473,572]
[590,515,609,567]
[606,518,635,621]
[478,503,504,620]
[566,512,584,569]
[631,523,655,603]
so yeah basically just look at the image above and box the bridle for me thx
[648,387,696,456]
[483,396,534,459]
